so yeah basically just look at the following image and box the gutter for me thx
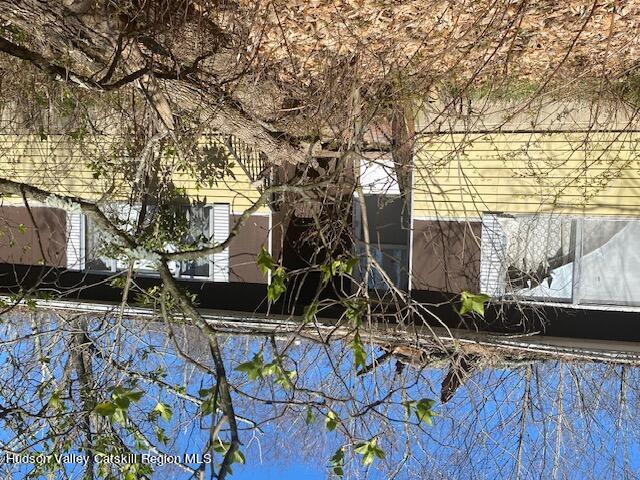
[5,296,640,366]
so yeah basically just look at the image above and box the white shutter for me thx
[480,214,507,296]
[212,204,230,282]
[66,213,85,270]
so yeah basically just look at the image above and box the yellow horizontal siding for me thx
[413,132,640,218]
[0,135,126,199]
[0,134,267,213]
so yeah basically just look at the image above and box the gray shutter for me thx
[480,214,507,296]
[212,204,230,282]
[66,213,85,270]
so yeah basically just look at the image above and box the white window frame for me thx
[81,203,230,282]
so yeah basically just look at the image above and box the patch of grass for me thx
[437,76,541,103]
[468,79,540,101]
[608,73,640,106]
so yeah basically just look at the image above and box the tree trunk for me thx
[391,101,414,198]
[161,81,307,165]
[0,0,307,166]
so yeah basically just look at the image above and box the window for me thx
[180,205,212,278]
[83,203,137,272]
[353,194,410,290]
[82,203,229,281]
[481,214,640,307]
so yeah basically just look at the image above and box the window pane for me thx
[85,218,112,271]
[180,206,211,278]
[356,242,408,290]
[190,206,211,239]
[499,215,575,301]
[576,219,640,306]
[181,258,210,278]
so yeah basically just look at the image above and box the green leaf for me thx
[402,399,416,417]
[320,265,332,284]
[112,408,127,425]
[305,406,316,425]
[403,398,436,425]
[344,257,358,275]
[329,447,345,477]
[267,267,287,303]
[198,387,215,398]
[415,398,435,425]
[256,246,274,276]
[354,443,368,454]
[459,291,490,317]
[325,410,339,432]
[373,445,385,459]
[17,223,26,234]
[303,302,318,323]
[320,258,355,285]
[231,449,245,465]
[262,363,279,376]
[48,390,62,411]
[354,439,385,466]
[331,260,342,275]
[154,426,169,445]
[199,387,218,415]
[345,299,365,326]
[267,286,283,304]
[235,352,264,381]
[111,388,143,410]
[363,451,375,466]
[134,433,146,450]
[123,390,144,402]
[213,440,228,454]
[349,333,366,370]
[274,368,296,389]
[94,402,116,417]
[213,441,245,465]
[260,359,296,389]
[153,402,173,422]
[201,397,217,415]
[114,396,131,410]
[215,444,243,476]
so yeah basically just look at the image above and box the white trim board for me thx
[412,215,482,222]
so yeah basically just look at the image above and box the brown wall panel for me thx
[229,214,270,284]
[412,219,481,293]
[0,206,67,267]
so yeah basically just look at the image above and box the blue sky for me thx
[233,462,324,480]
[1,314,639,479]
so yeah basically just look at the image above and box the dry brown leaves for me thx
[230,0,640,89]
